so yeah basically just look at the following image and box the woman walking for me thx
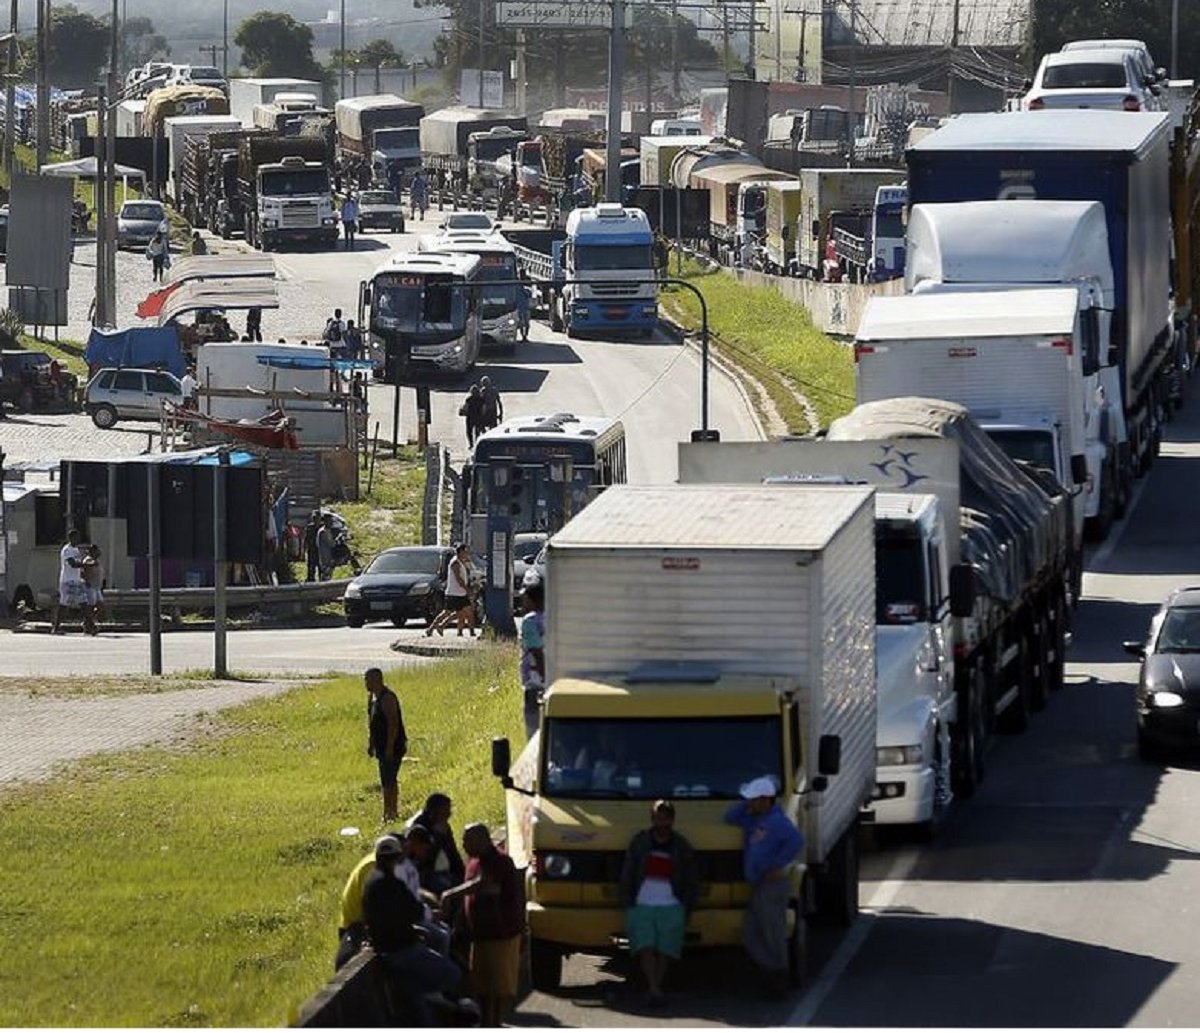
[428,544,478,637]
[146,230,168,283]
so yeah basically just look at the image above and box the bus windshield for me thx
[471,461,594,533]
[372,274,466,335]
[475,253,519,315]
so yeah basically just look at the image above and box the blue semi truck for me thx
[907,110,1176,481]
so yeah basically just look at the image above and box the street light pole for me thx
[222,0,228,79]
[477,0,485,107]
[604,0,624,202]
[1171,0,1180,79]
[104,0,117,325]
[35,0,49,172]
[339,0,346,98]
[4,1,17,174]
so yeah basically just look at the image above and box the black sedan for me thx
[1124,586,1200,759]
[343,546,452,628]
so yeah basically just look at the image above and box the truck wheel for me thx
[814,825,859,927]
[529,938,563,992]
[1085,478,1115,541]
[952,665,987,797]
[787,894,808,988]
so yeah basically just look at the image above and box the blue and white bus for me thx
[464,413,627,549]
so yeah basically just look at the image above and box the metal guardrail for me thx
[421,443,445,546]
[103,579,352,611]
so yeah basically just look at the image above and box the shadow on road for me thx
[813,911,1175,1026]
[1065,597,1159,664]
[488,340,583,365]
[453,366,550,395]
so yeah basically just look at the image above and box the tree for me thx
[45,4,108,88]
[234,11,324,81]
[358,39,405,94]
[1029,0,1198,78]
[121,16,170,70]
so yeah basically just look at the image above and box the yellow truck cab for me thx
[491,483,878,991]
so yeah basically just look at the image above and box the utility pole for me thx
[514,29,526,115]
[35,0,49,172]
[721,1,730,72]
[222,0,228,78]
[104,0,117,325]
[477,0,485,107]
[947,0,959,114]
[670,0,680,101]
[339,0,346,99]
[1171,0,1180,79]
[846,0,856,167]
[747,0,756,78]
[604,0,624,202]
[4,0,17,173]
[94,80,106,325]
[797,5,808,81]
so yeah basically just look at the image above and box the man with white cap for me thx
[724,775,804,997]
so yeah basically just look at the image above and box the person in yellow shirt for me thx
[336,835,401,971]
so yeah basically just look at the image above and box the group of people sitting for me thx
[336,793,524,1027]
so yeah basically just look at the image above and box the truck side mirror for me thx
[817,734,841,776]
[362,287,372,307]
[949,564,976,618]
[492,737,513,786]
[1122,640,1146,659]
[1070,454,1089,486]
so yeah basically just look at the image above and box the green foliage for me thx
[661,259,855,434]
[329,449,425,569]
[0,648,523,1026]
[121,15,171,68]
[0,308,24,349]
[234,10,324,81]
[45,3,109,88]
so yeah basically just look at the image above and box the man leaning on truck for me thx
[725,776,804,998]
[618,800,699,1008]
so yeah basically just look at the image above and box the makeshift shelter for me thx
[84,325,185,377]
[136,255,277,319]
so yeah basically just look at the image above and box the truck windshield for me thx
[260,168,331,196]
[574,244,651,271]
[375,128,419,150]
[372,277,465,334]
[876,532,929,624]
[875,207,905,240]
[474,138,517,162]
[986,428,1057,474]
[541,716,781,799]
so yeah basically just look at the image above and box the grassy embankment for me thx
[660,258,856,433]
[0,645,523,1027]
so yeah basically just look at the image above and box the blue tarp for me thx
[85,326,185,378]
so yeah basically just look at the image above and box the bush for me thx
[0,307,25,348]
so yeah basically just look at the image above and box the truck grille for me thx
[588,281,640,298]
[281,202,319,229]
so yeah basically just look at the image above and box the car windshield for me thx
[1043,62,1128,89]
[122,204,163,220]
[542,717,782,799]
[1155,607,1200,653]
[445,214,492,230]
[366,550,443,576]
[513,538,545,562]
[360,191,398,205]
[574,244,652,271]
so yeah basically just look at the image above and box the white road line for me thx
[787,845,922,1027]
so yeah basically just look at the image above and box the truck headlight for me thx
[343,583,362,600]
[263,217,278,228]
[409,582,432,595]
[876,744,924,766]
[539,853,572,879]
[1150,690,1184,708]
[322,216,337,225]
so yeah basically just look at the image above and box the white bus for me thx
[359,251,483,376]
[419,232,523,351]
[464,413,627,550]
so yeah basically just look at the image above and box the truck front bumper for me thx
[528,902,747,952]
[862,765,936,825]
[482,314,520,344]
[569,299,658,334]
[262,225,339,246]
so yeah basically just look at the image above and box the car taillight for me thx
[1123,96,1141,111]
[1027,97,1045,110]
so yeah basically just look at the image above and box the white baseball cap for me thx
[739,776,778,800]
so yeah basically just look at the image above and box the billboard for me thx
[459,68,505,109]
[497,0,628,29]
[7,173,72,291]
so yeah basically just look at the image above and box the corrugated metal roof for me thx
[849,0,1030,49]
[550,484,874,550]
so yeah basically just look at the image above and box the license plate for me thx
[370,601,392,612]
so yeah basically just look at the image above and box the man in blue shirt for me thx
[724,775,804,996]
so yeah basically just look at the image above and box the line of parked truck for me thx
[480,49,1200,996]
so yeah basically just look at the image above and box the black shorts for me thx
[377,753,402,789]
[445,594,471,613]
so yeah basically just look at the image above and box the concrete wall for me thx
[727,267,904,338]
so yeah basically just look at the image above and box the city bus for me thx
[463,413,627,552]
[359,251,483,377]
[418,232,523,350]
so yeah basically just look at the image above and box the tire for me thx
[529,938,563,992]
[346,616,365,628]
[1085,476,1115,542]
[815,825,860,927]
[952,664,987,798]
[91,404,118,429]
[787,894,808,989]
[16,385,34,413]
[391,617,407,628]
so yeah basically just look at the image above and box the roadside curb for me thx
[389,638,482,658]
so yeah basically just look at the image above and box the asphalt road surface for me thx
[509,380,1200,1026]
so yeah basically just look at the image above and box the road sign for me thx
[460,68,505,109]
[496,0,630,29]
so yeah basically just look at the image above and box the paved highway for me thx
[509,381,1200,1026]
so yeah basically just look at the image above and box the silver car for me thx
[117,200,169,249]
[85,367,182,428]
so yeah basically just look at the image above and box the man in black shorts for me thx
[366,667,407,822]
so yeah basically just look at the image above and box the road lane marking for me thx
[788,845,921,1027]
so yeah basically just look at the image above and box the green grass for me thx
[16,332,88,377]
[661,259,856,433]
[0,644,522,1026]
[331,446,428,567]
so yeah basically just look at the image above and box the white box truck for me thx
[228,77,321,128]
[854,286,1097,576]
[491,483,877,990]
[164,114,242,204]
